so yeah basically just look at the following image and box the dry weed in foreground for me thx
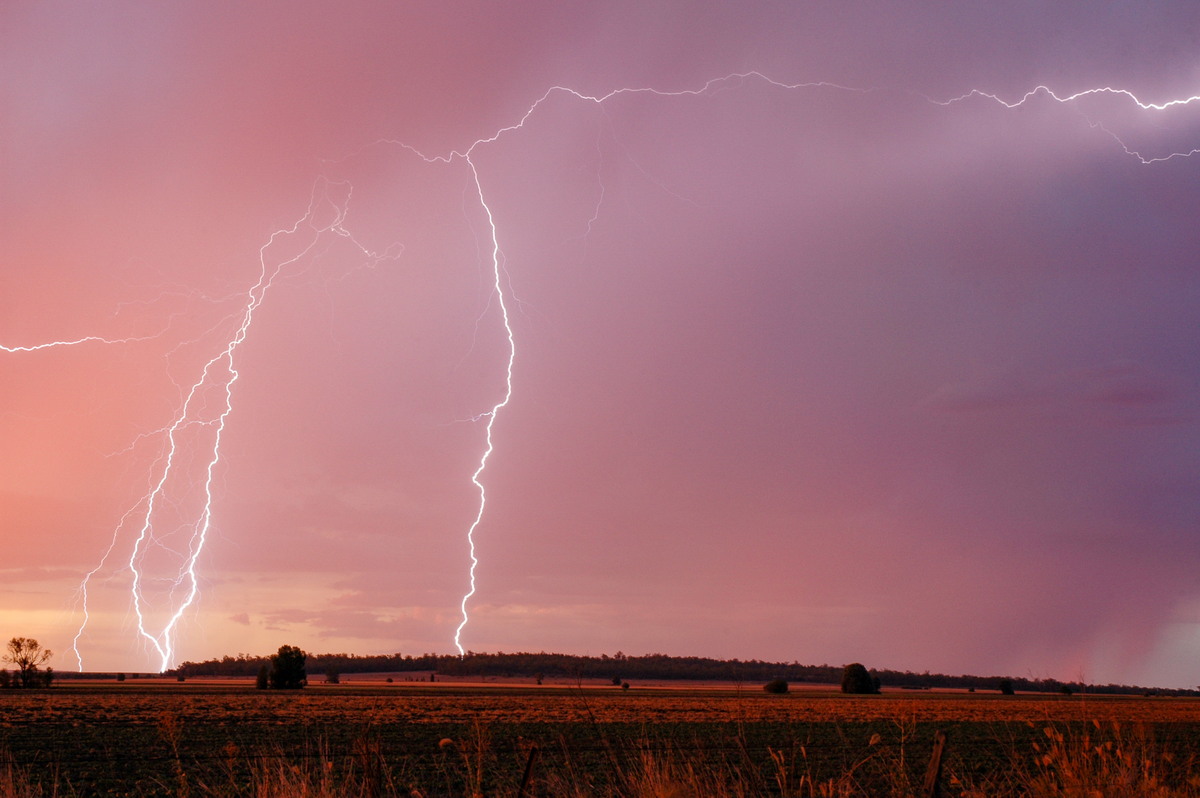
[958,721,1200,798]
[0,756,57,798]
[8,718,1200,797]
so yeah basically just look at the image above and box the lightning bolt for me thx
[36,179,391,671]
[453,159,515,656]
[6,70,1197,670]
[425,71,1200,653]
[937,84,1200,112]
[0,332,168,353]
[931,84,1200,163]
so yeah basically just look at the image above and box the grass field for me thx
[3,681,1200,796]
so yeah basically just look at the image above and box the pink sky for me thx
[3,2,1200,687]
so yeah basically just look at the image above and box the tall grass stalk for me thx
[0,755,60,798]
[957,721,1200,798]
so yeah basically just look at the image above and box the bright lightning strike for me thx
[453,159,516,656]
[51,179,393,672]
[425,71,1200,653]
[6,70,1197,670]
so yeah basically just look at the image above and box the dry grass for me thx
[5,725,1200,798]
[0,755,56,798]
[5,689,1200,796]
[957,720,1200,798]
[228,723,1200,797]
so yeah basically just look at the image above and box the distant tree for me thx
[763,678,789,694]
[998,678,1015,695]
[269,645,307,689]
[256,664,269,690]
[116,672,126,682]
[611,675,622,686]
[841,663,878,694]
[0,670,9,689]
[4,638,53,688]
[325,668,340,685]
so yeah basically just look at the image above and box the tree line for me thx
[168,650,1195,696]
[7,626,1189,696]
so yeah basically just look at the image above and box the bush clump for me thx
[840,663,880,694]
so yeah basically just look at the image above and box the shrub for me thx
[841,663,879,694]
[269,645,307,689]
[763,678,789,694]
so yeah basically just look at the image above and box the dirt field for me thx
[3,682,1199,795]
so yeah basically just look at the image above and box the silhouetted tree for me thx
[998,678,1015,695]
[763,678,789,694]
[841,662,878,694]
[256,664,269,690]
[269,645,306,689]
[4,638,52,688]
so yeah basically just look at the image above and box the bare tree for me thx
[4,637,53,688]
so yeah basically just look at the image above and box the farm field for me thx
[3,682,1200,796]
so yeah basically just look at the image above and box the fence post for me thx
[517,744,539,798]
[922,729,947,798]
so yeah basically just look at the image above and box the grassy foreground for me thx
[2,682,1200,796]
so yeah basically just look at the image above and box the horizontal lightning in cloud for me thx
[930,83,1200,163]
[1,332,165,353]
[936,84,1200,112]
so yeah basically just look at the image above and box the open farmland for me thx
[3,682,1200,796]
